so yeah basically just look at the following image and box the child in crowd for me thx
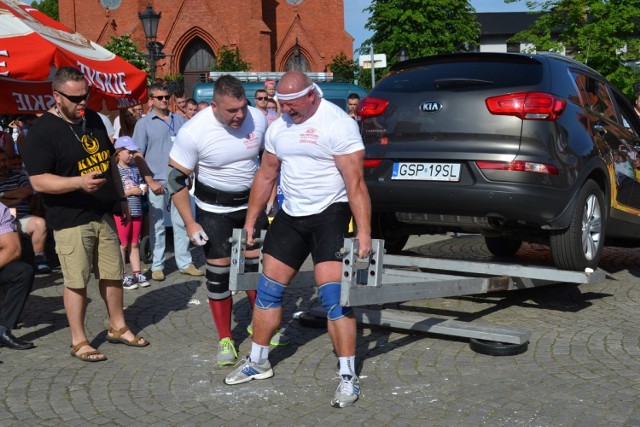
[113,136,149,290]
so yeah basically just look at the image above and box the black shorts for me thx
[262,202,351,270]
[196,206,268,260]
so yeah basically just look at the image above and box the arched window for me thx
[284,41,309,72]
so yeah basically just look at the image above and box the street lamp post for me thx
[138,5,161,81]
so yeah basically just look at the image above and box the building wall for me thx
[58,0,353,78]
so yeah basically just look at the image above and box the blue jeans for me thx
[148,188,192,271]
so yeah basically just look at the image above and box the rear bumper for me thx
[366,178,575,231]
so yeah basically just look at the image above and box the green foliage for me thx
[211,46,251,72]
[31,0,58,21]
[361,0,480,68]
[163,73,184,82]
[506,0,640,99]
[103,34,149,74]
[327,52,359,83]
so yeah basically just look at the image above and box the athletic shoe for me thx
[246,322,290,347]
[122,275,138,290]
[331,374,360,408]
[216,337,238,366]
[151,269,165,281]
[34,255,51,275]
[224,356,273,385]
[134,273,150,288]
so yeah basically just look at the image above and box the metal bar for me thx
[308,306,531,345]
[382,253,604,285]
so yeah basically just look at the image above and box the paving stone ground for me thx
[1,233,640,426]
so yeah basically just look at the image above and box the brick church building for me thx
[58,0,354,96]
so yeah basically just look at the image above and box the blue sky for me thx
[344,0,531,55]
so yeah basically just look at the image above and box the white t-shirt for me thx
[170,105,268,213]
[265,98,364,216]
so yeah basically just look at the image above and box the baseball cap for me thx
[114,136,140,151]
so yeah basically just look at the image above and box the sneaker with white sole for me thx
[122,275,138,290]
[224,356,273,385]
[331,374,360,408]
[216,337,238,366]
[246,322,290,347]
[134,273,150,288]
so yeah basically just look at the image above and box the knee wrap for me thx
[167,166,190,196]
[317,282,352,321]
[245,257,260,273]
[206,264,230,300]
[255,274,285,310]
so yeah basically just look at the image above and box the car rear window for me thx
[376,58,543,93]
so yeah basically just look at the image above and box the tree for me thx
[31,0,58,21]
[211,46,251,72]
[327,52,359,83]
[506,0,640,99]
[362,0,480,65]
[103,34,149,74]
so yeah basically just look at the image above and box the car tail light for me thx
[485,92,567,120]
[476,160,559,175]
[364,159,382,168]
[357,96,389,120]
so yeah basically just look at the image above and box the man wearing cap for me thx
[224,71,372,408]
[22,66,149,362]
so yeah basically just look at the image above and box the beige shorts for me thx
[54,214,123,289]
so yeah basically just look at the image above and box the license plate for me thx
[391,162,461,181]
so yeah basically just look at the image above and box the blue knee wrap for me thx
[206,264,230,300]
[255,274,285,309]
[317,282,352,321]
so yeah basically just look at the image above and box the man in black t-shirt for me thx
[22,67,149,362]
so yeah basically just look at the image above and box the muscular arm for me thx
[335,149,372,258]
[167,158,195,227]
[245,151,280,244]
[29,171,106,194]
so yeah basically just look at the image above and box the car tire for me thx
[550,179,605,271]
[469,338,529,356]
[484,236,522,257]
[371,213,409,254]
[140,235,152,264]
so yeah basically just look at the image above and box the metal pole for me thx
[148,41,156,82]
[370,45,375,88]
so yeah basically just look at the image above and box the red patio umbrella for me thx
[0,0,148,114]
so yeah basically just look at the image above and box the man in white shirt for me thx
[168,75,289,367]
[224,71,372,409]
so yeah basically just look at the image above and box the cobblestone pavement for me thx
[1,234,640,426]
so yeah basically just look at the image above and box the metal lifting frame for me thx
[228,229,605,345]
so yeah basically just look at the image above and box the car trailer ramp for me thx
[228,229,605,355]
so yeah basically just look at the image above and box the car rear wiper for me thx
[434,78,494,89]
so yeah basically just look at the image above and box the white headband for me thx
[276,83,324,100]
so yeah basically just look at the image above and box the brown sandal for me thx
[70,340,107,362]
[106,326,149,347]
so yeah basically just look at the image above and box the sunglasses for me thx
[255,97,268,101]
[56,90,89,104]
[151,95,171,101]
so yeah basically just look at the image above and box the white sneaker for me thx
[331,374,360,408]
[224,356,273,385]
